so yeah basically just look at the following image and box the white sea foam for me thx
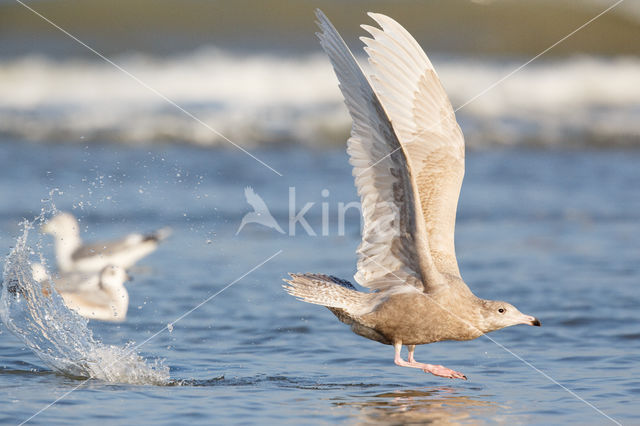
[0,49,638,147]
[0,216,169,385]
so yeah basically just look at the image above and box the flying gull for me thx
[284,10,540,380]
[42,212,171,274]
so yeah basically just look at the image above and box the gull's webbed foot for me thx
[394,344,467,380]
[421,363,467,380]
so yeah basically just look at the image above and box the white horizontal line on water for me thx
[14,0,283,177]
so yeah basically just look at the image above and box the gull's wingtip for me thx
[317,10,387,27]
[314,8,329,26]
[367,12,392,24]
[314,9,334,33]
[360,24,375,33]
[367,11,384,21]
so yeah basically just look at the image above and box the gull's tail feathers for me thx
[283,273,374,316]
[283,273,390,344]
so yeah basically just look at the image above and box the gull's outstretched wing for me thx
[316,10,444,292]
[71,232,153,261]
[361,13,466,278]
[71,237,139,261]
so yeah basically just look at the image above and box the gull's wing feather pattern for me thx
[361,13,465,279]
[71,236,141,261]
[315,10,443,291]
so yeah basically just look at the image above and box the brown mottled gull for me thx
[284,10,540,380]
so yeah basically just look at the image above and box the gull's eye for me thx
[498,308,506,314]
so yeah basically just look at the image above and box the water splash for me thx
[0,216,169,385]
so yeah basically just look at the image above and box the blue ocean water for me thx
[0,140,638,424]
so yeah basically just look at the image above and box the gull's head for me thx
[99,265,129,320]
[479,300,540,333]
[99,265,129,292]
[41,212,79,238]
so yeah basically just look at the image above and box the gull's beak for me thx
[523,315,541,326]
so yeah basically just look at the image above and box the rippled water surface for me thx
[0,141,638,424]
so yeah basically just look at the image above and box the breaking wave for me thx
[0,49,638,148]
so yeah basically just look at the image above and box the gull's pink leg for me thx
[393,342,415,368]
[407,345,417,363]
[393,344,467,380]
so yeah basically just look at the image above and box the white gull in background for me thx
[32,262,113,293]
[284,10,540,380]
[32,263,130,322]
[42,212,171,273]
